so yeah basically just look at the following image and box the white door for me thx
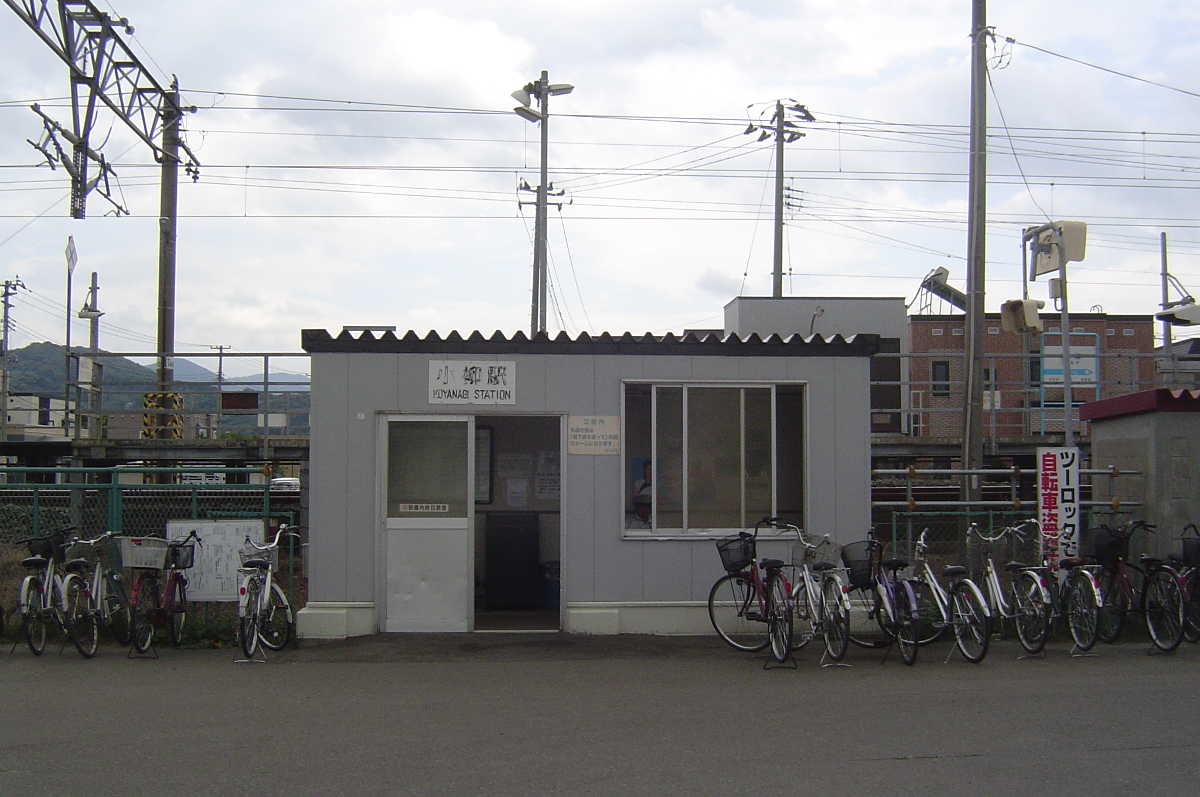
[381,416,473,632]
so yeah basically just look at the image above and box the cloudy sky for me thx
[1,1,1197,375]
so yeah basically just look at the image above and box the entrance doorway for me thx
[474,415,561,631]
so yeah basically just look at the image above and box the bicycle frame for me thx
[20,556,70,627]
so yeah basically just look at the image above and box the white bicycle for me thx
[236,525,298,658]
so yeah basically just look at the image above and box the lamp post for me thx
[1025,220,1087,446]
[512,71,573,336]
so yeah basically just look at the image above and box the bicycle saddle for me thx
[760,558,786,571]
[882,557,908,571]
[1139,555,1163,568]
[1004,561,1027,573]
[942,565,967,579]
[63,558,90,575]
[20,556,47,569]
[242,558,271,570]
[1058,557,1084,569]
[812,561,836,572]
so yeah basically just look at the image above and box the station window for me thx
[622,383,804,536]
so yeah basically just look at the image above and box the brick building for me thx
[906,313,1155,443]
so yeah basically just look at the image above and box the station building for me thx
[296,328,878,638]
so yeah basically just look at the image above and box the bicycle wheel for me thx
[846,586,889,649]
[911,579,947,646]
[893,583,918,665]
[104,572,132,646]
[170,578,187,647]
[1011,571,1048,655]
[767,572,792,662]
[1143,569,1185,653]
[788,577,814,651]
[1066,571,1099,651]
[65,575,98,659]
[1184,571,1200,645]
[21,576,47,656]
[1095,567,1128,644]
[820,575,849,662]
[949,581,990,663]
[239,578,261,658]
[131,573,159,654]
[707,573,770,652]
[258,583,293,651]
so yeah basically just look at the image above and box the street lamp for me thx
[1024,220,1087,445]
[512,71,573,336]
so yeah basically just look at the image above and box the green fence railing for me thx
[0,467,274,542]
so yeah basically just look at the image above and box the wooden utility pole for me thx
[961,0,988,501]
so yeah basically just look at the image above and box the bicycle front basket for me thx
[1083,527,1128,566]
[98,537,123,572]
[1181,538,1200,569]
[26,531,69,564]
[169,543,196,570]
[239,544,278,570]
[841,541,875,590]
[716,534,755,573]
[117,536,169,569]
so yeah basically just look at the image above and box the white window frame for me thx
[620,381,806,540]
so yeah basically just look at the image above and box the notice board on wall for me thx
[165,519,266,602]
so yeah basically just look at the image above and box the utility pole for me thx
[1161,233,1172,379]
[512,72,573,336]
[78,271,103,438]
[157,84,181,405]
[64,235,77,438]
[745,100,814,298]
[773,101,785,298]
[6,2,199,441]
[0,277,26,443]
[961,0,989,502]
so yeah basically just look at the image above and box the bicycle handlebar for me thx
[244,523,301,551]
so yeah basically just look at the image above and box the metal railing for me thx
[0,466,280,540]
[54,351,310,442]
[867,349,1192,442]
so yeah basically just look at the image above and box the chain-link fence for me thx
[0,467,306,639]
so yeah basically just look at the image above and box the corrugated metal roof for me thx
[1079,388,1200,422]
[301,328,880,357]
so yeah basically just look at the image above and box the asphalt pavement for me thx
[2,633,1198,796]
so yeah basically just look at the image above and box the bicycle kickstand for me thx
[1068,642,1098,658]
[234,647,268,665]
[127,644,159,660]
[819,649,851,669]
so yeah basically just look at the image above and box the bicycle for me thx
[908,528,991,663]
[783,520,850,663]
[14,529,76,656]
[970,520,1050,655]
[236,525,298,659]
[1088,520,1186,653]
[1017,535,1104,655]
[130,531,200,654]
[708,517,793,663]
[843,527,919,665]
[1178,523,1200,645]
[59,531,134,658]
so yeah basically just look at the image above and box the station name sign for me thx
[428,360,516,404]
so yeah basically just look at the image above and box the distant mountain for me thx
[3,344,309,408]
[173,359,217,381]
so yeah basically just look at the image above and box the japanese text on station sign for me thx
[428,361,516,404]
